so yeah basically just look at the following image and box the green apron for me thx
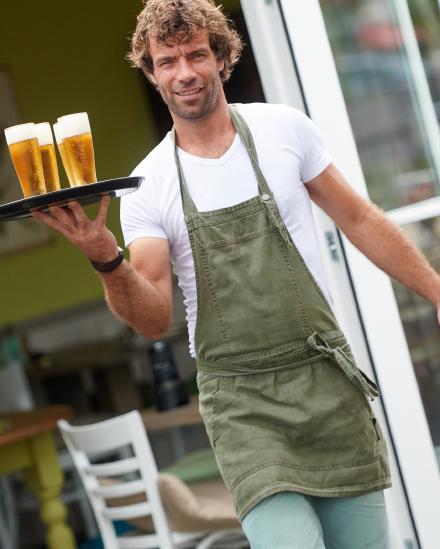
[173,106,391,520]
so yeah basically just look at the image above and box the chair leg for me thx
[0,510,13,549]
[0,478,17,549]
[77,491,98,540]
[194,528,248,549]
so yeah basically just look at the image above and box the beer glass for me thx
[53,122,75,187]
[35,123,60,192]
[57,112,97,186]
[4,123,46,197]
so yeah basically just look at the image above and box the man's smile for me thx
[175,87,204,97]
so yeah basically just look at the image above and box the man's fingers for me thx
[48,205,77,227]
[32,209,60,226]
[66,200,90,226]
[31,210,71,237]
[96,195,111,225]
[32,196,113,252]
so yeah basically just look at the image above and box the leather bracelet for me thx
[89,246,125,273]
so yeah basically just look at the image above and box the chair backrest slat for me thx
[103,502,152,521]
[85,457,139,477]
[57,411,175,549]
[91,479,145,499]
[118,533,161,549]
[60,416,134,454]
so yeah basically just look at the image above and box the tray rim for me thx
[0,176,144,222]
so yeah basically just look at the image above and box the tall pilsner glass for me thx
[35,122,60,192]
[53,122,75,187]
[4,123,46,197]
[57,112,97,186]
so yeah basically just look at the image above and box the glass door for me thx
[242,0,440,547]
[319,0,440,483]
[319,0,440,465]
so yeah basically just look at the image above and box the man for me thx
[33,1,440,547]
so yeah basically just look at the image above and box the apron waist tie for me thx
[307,332,380,401]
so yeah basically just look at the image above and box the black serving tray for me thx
[0,176,143,222]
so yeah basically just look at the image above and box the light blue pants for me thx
[241,491,390,549]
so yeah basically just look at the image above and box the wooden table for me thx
[140,395,201,430]
[0,406,76,549]
[141,395,203,459]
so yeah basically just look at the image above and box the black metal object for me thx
[148,341,189,412]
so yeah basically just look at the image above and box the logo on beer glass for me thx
[56,113,97,187]
[4,123,46,198]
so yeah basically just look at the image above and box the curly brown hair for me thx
[128,0,243,83]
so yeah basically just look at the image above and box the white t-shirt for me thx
[121,103,332,356]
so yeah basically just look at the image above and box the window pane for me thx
[392,217,440,454]
[321,0,439,210]
[407,1,440,123]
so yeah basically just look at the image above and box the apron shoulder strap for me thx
[228,105,272,198]
[171,127,198,217]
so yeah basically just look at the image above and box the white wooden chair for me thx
[58,411,248,549]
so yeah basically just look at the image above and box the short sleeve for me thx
[120,163,168,247]
[293,110,332,183]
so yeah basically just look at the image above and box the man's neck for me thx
[173,98,236,159]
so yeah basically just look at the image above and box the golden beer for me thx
[5,123,46,197]
[57,141,75,186]
[53,122,75,186]
[63,132,97,186]
[40,143,61,192]
[57,113,97,186]
[35,122,60,192]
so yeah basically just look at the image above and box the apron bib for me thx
[173,106,391,520]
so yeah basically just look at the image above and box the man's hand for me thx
[31,195,118,262]
[32,195,173,338]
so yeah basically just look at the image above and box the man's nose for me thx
[176,58,196,83]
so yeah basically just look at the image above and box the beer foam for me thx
[4,123,36,145]
[58,112,91,138]
[35,122,54,146]
[53,122,63,144]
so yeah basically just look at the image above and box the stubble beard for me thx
[161,73,221,121]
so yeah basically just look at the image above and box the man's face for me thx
[149,30,225,121]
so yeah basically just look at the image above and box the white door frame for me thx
[241,0,440,547]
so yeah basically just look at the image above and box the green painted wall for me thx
[0,0,157,325]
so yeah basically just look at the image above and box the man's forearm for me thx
[343,204,440,307]
[98,260,172,339]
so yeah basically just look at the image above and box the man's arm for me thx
[32,196,173,339]
[306,164,440,314]
[103,236,173,339]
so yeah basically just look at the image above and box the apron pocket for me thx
[197,229,309,358]
[198,210,273,249]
